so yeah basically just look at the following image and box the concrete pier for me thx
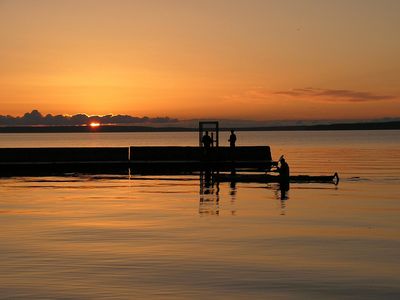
[0,146,275,174]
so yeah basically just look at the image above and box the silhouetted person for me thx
[228,130,237,148]
[278,157,290,183]
[202,131,212,148]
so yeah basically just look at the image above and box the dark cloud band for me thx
[274,88,396,102]
[0,110,178,126]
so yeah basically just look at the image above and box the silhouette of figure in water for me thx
[279,181,289,200]
[228,130,237,148]
[203,169,212,191]
[278,157,290,207]
[278,157,290,182]
[229,169,237,197]
[201,131,212,148]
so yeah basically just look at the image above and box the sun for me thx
[89,122,101,128]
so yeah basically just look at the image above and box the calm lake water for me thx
[0,130,399,299]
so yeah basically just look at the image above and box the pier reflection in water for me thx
[198,170,292,216]
[1,130,398,299]
[199,170,220,216]
[1,170,398,299]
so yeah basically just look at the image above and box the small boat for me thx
[214,172,339,184]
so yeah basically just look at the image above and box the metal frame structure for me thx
[199,121,219,147]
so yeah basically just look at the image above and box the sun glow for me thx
[89,122,101,128]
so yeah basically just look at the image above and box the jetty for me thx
[0,146,274,172]
[0,122,273,173]
[0,121,339,184]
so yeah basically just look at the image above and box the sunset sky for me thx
[1,0,399,121]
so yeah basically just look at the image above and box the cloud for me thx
[274,88,396,102]
[221,88,272,103]
[0,110,179,126]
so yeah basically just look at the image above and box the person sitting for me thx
[228,130,237,148]
[201,131,213,148]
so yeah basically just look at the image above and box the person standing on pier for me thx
[228,130,237,148]
[201,131,212,148]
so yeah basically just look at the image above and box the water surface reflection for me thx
[199,170,220,216]
[198,170,291,216]
[0,173,399,299]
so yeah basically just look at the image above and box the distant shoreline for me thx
[0,121,399,133]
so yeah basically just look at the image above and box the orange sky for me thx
[0,0,399,120]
